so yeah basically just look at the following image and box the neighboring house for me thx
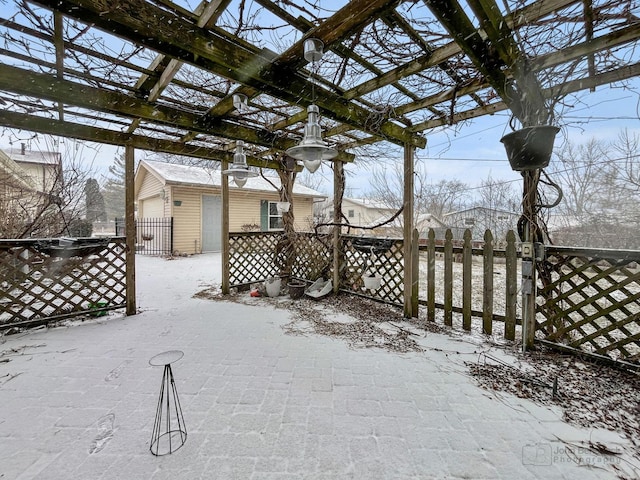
[443,206,519,241]
[365,212,448,238]
[0,145,63,236]
[5,144,62,194]
[317,197,448,238]
[134,159,326,254]
[316,197,397,231]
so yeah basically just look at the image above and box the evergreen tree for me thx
[84,178,106,222]
[102,153,126,220]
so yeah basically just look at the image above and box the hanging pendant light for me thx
[285,105,337,172]
[303,38,324,63]
[222,140,258,188]
[285,38,337,173]
[232,93,248,112]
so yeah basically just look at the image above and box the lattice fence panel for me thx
[537,246,640,364]
[343,236,404,306]
[0,238,127,327]
[291,233,332,281]
[229,232,283,285]
[228,233,405,305]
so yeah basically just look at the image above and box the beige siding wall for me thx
[145,183,319,254]
[171,186,205,254]
[228,190,275,231]
[138,172,167,218]
[140,197,164,218]
[292,197,316,232]
[228,190,315,232]
[17,163,58,193]
[138,172,164,200]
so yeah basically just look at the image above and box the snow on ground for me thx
[0,253,638,480]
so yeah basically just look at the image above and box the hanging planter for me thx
[500,125,560,171]
[362,272,382,290]
[276,202,290,214]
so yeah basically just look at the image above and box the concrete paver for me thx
[0,254,635,479]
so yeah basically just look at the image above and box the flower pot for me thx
[265,277,282,297]
[362,275,382,290]
[288,281,306,299]
[500,126,560,171]
[276,202,290,214]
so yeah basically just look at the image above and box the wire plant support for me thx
[149,350,187,456]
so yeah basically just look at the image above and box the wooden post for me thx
[403,143,414,318]
[483,230,494,335]
[427,229,435,322]
[124,145,136,316]
[505,230,517,340]
[444,229,453,326]
[462,229,472,331]
[522,171,538,350]
[221,159,230,294]
[411,228,419,318]
[333,161,344,293]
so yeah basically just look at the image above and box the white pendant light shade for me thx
[232,93,248,111]
[304,38,324,63]
[222,140,258,188]
[304,157,322,173]
[285,105,337,173]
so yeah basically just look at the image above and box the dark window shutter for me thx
[260,200,268,231]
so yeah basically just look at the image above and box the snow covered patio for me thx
[1,254,637,480]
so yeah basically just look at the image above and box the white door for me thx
[202,195,222,252]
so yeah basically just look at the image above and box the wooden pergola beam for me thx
[0,63,354,163]
[425,0,531,123]
[32,0,424,148]
[0,110,288,169]
[466,0,549,125]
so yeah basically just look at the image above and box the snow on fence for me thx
[0,237,127,330]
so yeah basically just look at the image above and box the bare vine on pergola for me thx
[0,0,638,237]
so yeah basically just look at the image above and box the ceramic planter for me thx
[288,281,306,299]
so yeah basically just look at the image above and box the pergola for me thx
[1,0,639,343]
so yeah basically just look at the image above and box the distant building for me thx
[4,144,62,194]
[135,160,325,254]
[316,197,397,232]
[316,197,447,238]
[0,144,63,237]
[443,206,519,241]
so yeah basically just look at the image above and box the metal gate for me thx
[115,217,173,255]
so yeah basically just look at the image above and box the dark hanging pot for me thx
[500,125,560,171]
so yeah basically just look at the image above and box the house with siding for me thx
[1,145,63,237]
[4,144,62,194]
[442,206,519,242]
[134,159,325,254]
[316,197,396,231]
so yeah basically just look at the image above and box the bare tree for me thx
[545,134,640,248]
[546,139,612,221]
[363,161,469,236]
